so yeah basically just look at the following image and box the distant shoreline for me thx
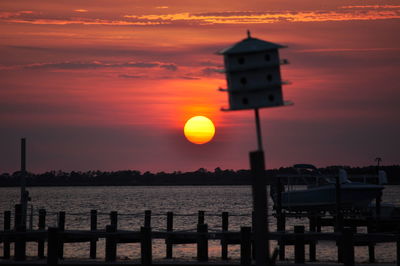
[1,165,399,187]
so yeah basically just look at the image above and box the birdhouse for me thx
[218,31,291,111]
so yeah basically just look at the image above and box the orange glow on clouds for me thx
[74,9,88,13]
[126,9,400,24]
[1,5,399,26]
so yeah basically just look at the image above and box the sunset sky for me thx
[1,0,399,173]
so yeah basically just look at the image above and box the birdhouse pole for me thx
[254,108,263,151]
[20,138,28,228]
[218,31,292,266]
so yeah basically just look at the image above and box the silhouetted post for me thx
[57,211,65,259]
[221,211,229,260]
[14,204,22,229]
[20,138,28,229]
[110,211,118,229]
[309,215,317,262]
[29,205,33,230]
[198,210,205,225]
[294,226,305,264]
[335,175,343,232]
[250,150,269,265]
[240,227,252,266]
[343,228,354,266]
[90,210,97,259]
[396,234,400,266]
[335,175,344,263]
[278,212,286,260]
[144,210,151,228]
[276,175,286,261]
[316,216,322,232]
[105,225,117,262]
[367,222,375,263]
[47,227,59,265]
[197,223,208,261]
[14,204,26,261]
[251,211,255,260]
[3,211,11,259]
[14,224,26,261]
[38,209,46,258]
[166,211,173,259]
[141,226,152,265]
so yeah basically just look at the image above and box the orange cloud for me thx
[0,10,33,18]
[127,9,400,24]
[74,9,88,13]
[2,6,399,26]
[296,48,400,53]
[4,18,166,26]
[341,5,400,9]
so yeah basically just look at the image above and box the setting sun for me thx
[184,116,215,144]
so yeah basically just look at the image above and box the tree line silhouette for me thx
[0,165,399,187]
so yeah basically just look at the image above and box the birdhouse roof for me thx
[218,36,286,55]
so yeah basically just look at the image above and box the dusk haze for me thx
[1,0,399,174]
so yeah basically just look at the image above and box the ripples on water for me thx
[0,186,398,262]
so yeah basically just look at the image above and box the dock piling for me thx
[141,226,152,265]
[166,211,173,259]
[198,211,205,225]
[144,210,151,228]
[197,223,208,261]
[57,211,65,259]
[294,225,305,264]
[47,227,59,265]
[38,209,46,258]
[90,210,97,259]
[110,211,118,229]
[278,212,286,260]
[105,224,117,262]
[396,234,400,266]
[343,228,355,266]
[3,211,11,259]
[14,204,26,261]
[309,215,317,262]
[249,150,269,266]
[367,221,376,263]
[240,226,251,266]
[221,211,229,260]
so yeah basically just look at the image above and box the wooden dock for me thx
[1,206,400,265]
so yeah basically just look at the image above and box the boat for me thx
[271,164,386,212]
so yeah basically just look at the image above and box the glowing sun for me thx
[184,116,215,144]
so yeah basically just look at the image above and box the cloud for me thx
[201,67,223,76]
[120,62,159,68]
[199,61,222,67]
[4,60,179,71]
[5,18,166,26]
[160,63,178,71]
[125,8,400,25]
[0,10,33,19]
[74,9,89,13]
[295,48,400,53]
[1,5,399,26]
[340,5,400,9]
[178,76,201,80]
[118,74,145,79]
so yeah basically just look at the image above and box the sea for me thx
[0,185,399,263]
